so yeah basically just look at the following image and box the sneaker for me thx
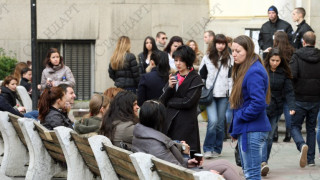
[204,151,213,159]
[308,162,315,167]
[212,151,221,158]
[261,162,269,176]
[300,144,308,168]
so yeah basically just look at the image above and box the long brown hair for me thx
[13,62,28,84]
[38,86,65,122]
[44,48,64,68]
[110,36,131,70]
[2,75,18,87]
[273,31,295,62]
[229,35,271,109]
[264,48,292,79]
[208,34,230,68]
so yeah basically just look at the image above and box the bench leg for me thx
[0,112,28,176]
[88,135,118,180]
[130,152,160,180]
[18,118,64,180]
[54,127,96,180]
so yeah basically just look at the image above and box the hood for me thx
[1,86,15,95]
[295,47,320,63]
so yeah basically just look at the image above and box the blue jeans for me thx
[291,101,320,164]
[283,101,292,130]
[262,115,281,162]
[225,102,233,124]
[203,97,228,153]
[238,132,268,180]
[24,110,39,121]
[317,110,320,153]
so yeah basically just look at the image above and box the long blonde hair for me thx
[110,36,131,70]
[229,35,271,109]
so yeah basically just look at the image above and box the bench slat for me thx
[75,140,94,155]
[47,150,66,163]
[81,152,99,170]
[38,130,53,143]
[152,158,195,180]
[105,145,132,162]
[70,132,90,146]
[9,114,28,148]
[86,163,101,176]
[42,140,64,154]
[109,154,137,174]
[112,165,139,180]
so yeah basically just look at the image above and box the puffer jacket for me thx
[132,123,188,167]
[108,53,140,89]
[42,107,73,130]
[290,46,320,102]
[40,65,75,90]
[267,67,295,117]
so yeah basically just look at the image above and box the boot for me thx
[273,126,278,142]
[283,130,291,142]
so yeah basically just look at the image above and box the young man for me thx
[258,5,293,58]
[292,7,314,49]
[290,31,320,167]
[20,67,32,96]
[155,31,167,51]
[203,30,215,44]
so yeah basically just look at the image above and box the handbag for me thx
[199,64,222,106]
[234,142,242,167]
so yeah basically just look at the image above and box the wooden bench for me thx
[18,118,66,180]
[53,127,97,180]
[0,112,28,176]
[102,141,140,180]
[70,131,100,177]
[8,113,28,149]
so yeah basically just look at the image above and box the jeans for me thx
[203,97,228,153]
[291,101,320,164]
[317,110,320,153]
[238,132,268,180]
[24,110,39,121]
[225,102,233,124]
[262,115,281,162]
[283,101,292,130]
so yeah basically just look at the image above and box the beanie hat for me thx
[268,5,278,15]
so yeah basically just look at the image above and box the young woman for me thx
[273,31,296,142]
[199,34,234,159]
[108,36,140,94]
[164,36,184,71]
[74,94,109,134]
[132,100,241,180]
[0,76,25,116]
[138,36,159,74]
[229,35,271,179]
[40,48,75,90]
[137,52,170,106]
[261,48,295,176]
[186,40,204,71]
[99,91,139,150]
[38,86,73,130]
[160,45,203,153]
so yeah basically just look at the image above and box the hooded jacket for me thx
[290,46,320,102]
[1,86,19,107]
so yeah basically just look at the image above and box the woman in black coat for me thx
[160,45,203,153]
[1,75,25,114]
[108,36,140,93]
[137,51,170,106]
[261,48,295,166]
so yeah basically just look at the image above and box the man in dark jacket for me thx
[292,7,314,49]
[290,31,320,168]
[258,5,294,58]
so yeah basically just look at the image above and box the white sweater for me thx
[199,54,234,97]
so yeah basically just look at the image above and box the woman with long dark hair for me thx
[108,36,140,93]
[40,48,75,90]
[38,86,73,130]
[138,36,159,74]
[137,51,170,106]
[229,35,271,179]
[164,36,184,71]
[199,34,234,159]
[160,45,203,153]
[260,48,295,176]
[99,91,139,150]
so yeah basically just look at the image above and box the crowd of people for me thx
[0,5,320,180]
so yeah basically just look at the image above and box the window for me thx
[37,40,95,100]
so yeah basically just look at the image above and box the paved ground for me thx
[198,121,320,180]
[2,120,320,179]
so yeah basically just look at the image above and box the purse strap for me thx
[209,64,222,90]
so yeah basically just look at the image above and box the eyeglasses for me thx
[162,37,168,40]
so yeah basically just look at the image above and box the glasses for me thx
[162,37,168,40]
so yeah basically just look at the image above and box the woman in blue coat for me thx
[229,35,271,180]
